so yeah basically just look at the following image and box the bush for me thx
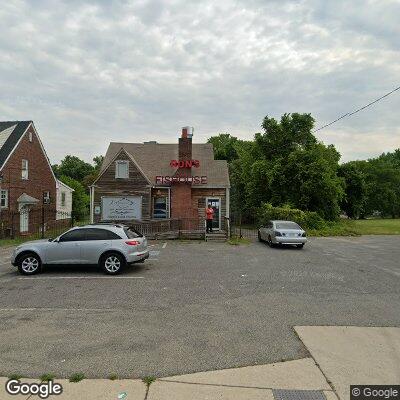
[257,203,326,230]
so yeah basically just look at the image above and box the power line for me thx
[313,85,400,133]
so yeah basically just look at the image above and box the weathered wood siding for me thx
[93,150,152,222]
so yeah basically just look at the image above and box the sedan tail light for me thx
[275,231,282,237]
[125,240,140,246]
[302,232,307,237]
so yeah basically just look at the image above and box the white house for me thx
[56,179,74,219]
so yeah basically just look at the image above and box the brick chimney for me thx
[171,127,196,220]
[179,126,193,161]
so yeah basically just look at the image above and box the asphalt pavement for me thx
[0,236,399,378]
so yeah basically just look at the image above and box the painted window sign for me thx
[101,197,142,220]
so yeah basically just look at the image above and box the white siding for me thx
[56,180,74,219]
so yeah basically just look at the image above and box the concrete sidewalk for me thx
[295,326,400,400]
[1,326,398,399]
[0,358,336,400]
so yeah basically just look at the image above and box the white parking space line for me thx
[162,242,167,248]
[18,276,145,280]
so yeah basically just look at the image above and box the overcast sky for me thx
[1,0,399,164]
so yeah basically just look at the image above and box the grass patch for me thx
[308,218,400,237]
[308,220,360,237]
[69,373,85,383]
[108,373,119,380]
[40,373,55,382]
[0,237,33,248]
[8,374,23,380]
[228,236,251,245]
[353,218,400,235]
[142,376,156,387]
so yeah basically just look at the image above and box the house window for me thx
[61,192,66,206]
[153,196,168,219]
[115,160,129,179]
[22,159,29,180]
[0,190,8,208]
[29,131,33,142]
[43,191,50,204]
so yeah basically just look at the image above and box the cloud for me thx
[0,0,399,163]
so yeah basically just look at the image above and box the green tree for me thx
[93,155,104,171]
[207,134,240,162]
[208,114,345,220]
[255,113,317,161]
[362,159,400,218]
[82,155,105,188]
[59,175,89,220]
[53,155,95,182]
[338,162,367,219]
[268,144,344,220]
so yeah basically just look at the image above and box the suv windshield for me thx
[275,222,301,230]
[124,227,142,238]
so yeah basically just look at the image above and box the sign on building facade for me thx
[101,196,142,220]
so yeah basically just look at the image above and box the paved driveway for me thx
[0,236,399,378]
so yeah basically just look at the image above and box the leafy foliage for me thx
[207,134,240,162]
[59,175,89,220]
[209,113,344,220]
[53,155,95,182]
[209,113,400,220]
[338,162,367,219]
[257,203,326,230]
[52,155,103,218]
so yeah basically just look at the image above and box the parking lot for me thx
[0,236,399,378]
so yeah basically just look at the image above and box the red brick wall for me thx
[0,123,56,212]
[170,184,197,219]
[178,137,192,161]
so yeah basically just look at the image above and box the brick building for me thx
[90,127,230,234]
[0,121,57,235]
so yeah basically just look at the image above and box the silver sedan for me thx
[258,220,307,248]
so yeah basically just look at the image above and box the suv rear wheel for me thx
[100,252,125,275]
[17,252,41,275]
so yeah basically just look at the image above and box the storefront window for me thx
[153,196,168,219]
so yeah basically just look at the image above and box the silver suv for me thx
[11,224,149,275]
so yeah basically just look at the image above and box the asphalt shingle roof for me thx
[0,121,31,170]
[100,142,230,188]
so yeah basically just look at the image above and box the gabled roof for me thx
[56,179,75,192]
[98,142,230,188]
[0,121,32,170]
[17,193,40,204]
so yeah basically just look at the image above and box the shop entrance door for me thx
[206,197,221,231]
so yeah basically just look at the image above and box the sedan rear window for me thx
[275,222,301,230]
[124,227,143,238]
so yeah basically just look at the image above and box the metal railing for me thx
[0,208,89,240]
[129,218,205,239]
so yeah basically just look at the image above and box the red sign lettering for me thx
[156,175,207,185]
[169,160,200,168]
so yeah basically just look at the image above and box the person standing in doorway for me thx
[206,203,214,233]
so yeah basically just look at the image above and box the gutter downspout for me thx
[89,185,94,223]
[226,187,230,237]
